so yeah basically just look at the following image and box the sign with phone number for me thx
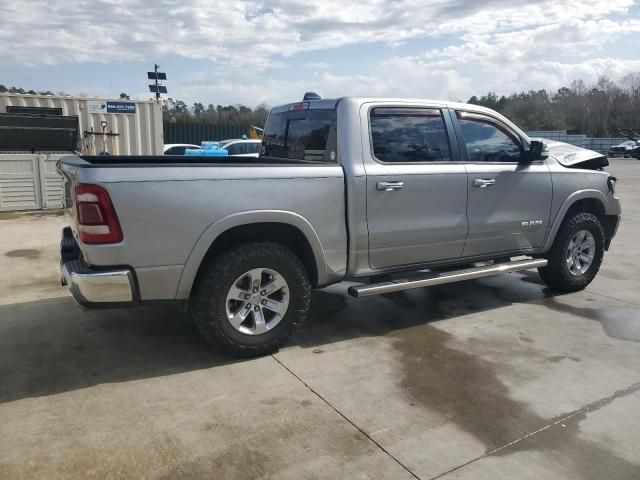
[87,101,136,114]
[106,101,136,114]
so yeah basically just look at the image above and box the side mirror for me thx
[524,140,548,162]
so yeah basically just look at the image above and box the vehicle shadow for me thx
[293,270,561,348]
[0,271,564,404]
[0,298,226,404]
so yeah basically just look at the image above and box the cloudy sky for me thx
[2,0,640,106]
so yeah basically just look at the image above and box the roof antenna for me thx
[303,92,322,101]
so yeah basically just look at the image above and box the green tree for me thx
[192,102,205,116]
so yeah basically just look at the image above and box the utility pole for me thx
[153,64,160,100]
[148,65,167,100]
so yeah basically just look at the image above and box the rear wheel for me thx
[190,241,311,357]
[538,212,605,291]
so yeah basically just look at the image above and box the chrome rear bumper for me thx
[60,228,136,307]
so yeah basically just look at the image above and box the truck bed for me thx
[57,154,348,301]
[68,155,327,166]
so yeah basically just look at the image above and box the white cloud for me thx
[2,0,639,105]
[1,0,634,65]
[395,17,640,97]
[177,64,478,106]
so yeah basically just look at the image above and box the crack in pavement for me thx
[430,381,640,480]
[271,354,421,480]
[273,352,640,480]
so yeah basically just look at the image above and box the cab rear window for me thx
[262,108,337,163]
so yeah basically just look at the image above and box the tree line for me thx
[163,73,640,136]
[0,84,55,96]
[162,98,269,128]
[468,73,640,137]
[4,73,640,135]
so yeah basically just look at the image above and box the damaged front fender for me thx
[532,138,609,170]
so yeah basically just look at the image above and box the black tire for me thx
[538,212,605,291]
[190,241,311,357]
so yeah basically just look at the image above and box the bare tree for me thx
[469,73,640,136]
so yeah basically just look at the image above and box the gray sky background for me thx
[2,0,640,106]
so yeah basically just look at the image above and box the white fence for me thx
[0,153,66,211]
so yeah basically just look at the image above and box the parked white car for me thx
[163,144,201,155]
[219,139,261,157]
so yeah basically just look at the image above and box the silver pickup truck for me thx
[58,94,621,356]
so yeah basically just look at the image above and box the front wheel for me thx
[538,212,605,291]
[190,241,311,357]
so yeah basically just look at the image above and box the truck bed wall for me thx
[66,161,347,300]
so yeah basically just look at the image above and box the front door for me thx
[364,106,468,269]
[453,110,552,257]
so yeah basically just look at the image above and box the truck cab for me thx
[341,99,552,271]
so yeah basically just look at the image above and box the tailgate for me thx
[56,155,87,227]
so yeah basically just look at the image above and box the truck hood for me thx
[532,138,609,170]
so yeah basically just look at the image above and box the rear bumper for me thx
[60,227,137,308]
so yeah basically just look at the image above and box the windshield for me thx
[261,108,337,163]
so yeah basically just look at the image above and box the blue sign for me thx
[106,101,136,114]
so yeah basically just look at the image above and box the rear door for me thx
[364,105,468,269]
[452,110,552,257]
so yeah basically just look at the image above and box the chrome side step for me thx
[348,258,548,298]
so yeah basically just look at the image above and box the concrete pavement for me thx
[1,160,639,479]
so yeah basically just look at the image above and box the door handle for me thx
[377,181,405,191]
[473,178,496,188]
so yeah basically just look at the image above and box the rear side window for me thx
[248,143,260,154]
[262,108,337,163]
[225,143,247,155]
[370,108,451,163]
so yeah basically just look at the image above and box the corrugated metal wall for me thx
[163,122,247,145]
[0,93,163,155]
[0,153,65,211]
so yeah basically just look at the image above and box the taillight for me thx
[75,184,123,244]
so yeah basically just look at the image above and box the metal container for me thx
[0,93,163,155]
[0,113,79,152]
